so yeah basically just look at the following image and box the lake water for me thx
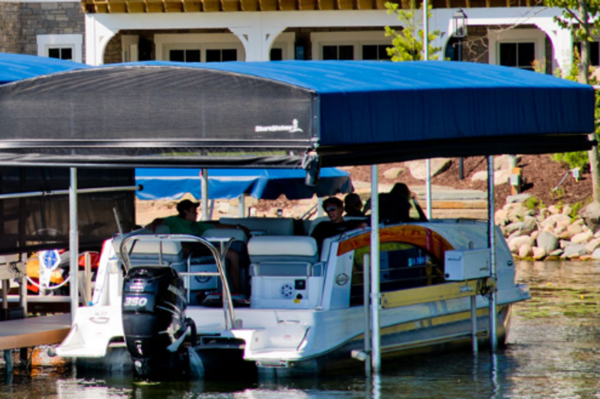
[3,260,600,399]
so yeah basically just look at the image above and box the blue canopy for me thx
[135,168,353,200]
[0,60,594,168]
[0,52,88,84]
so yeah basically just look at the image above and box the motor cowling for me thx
[122,266,190,377]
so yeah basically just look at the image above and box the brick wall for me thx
[0,2,85,61]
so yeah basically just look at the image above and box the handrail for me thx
[119,233,237,330]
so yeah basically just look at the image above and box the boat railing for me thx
[119,234,239,330]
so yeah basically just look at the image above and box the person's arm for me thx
[411,199,428,221]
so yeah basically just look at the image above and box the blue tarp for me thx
[126,60,596,147]
[0,52,88,84]
[0,60,594,167]
[135,168,353,200]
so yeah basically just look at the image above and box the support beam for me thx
[69,168,79,324]
[487,156,497,352]
[369,165,381,374]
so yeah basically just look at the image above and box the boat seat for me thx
[201,228,248,244]
[248,236,321,277]
[185,228,251,294]
[115,226,185,268]
[220,217,295,236]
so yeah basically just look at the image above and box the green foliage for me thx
[551,151,590,170]
[551,189,566,201]
[543,0,600,43]
[570,202,583,218]
[384,1,441,61]
[524,196,540,210]
[550,50,600,171]
[539,199,547,209]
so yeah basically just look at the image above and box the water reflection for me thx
[3,261,600,398]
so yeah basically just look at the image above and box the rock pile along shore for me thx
[496,194,600,261]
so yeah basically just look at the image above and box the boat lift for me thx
[0,59,593,377]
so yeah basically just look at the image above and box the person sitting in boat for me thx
[146,199,250,296]
[311,197,368,251]
[344,193,366,217]
[363,183,427,224]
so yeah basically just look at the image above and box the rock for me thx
[495,209,509,225]
[538,208,550,220]
[556,218,572,229]
[567,223,583,237]
[563,243,587,258]
[532,246,546,260]
[406,158,452,180]
[560,239,571,249]
[531,230,540,240]
[518,243,533,257]
[554,226,566,236]
[509,235,535,249]
[582,201,600,232]
[562,205,572,216]
[383,167,403,180]
[580,255,593,261]
[508,207,527,223]
[536,231,559,253]
[519,217,538,235]
[592,247,600,260]
[508,231,524,242]
[494,155,521,171]
[471,168,513,186]
[549,205,563,215]
[504,222,523,235]
[494,169,513,186]
[557,230,572,240]
[549,249,564,256]
[471,171,487,182]
[505,193,532,204]
[585,238,600,254]
[540,214,571,230]
[571,230,593,245]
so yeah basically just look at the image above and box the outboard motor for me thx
[122,266,196,378]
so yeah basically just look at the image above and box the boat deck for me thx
[0,313,71,351]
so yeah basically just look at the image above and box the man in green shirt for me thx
[147,199,249,296]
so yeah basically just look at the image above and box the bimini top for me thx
[0,52,88,85]
[135,167,353,200]
[0,60,594,168]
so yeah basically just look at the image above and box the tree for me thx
[544,0,600,207]
[384,0,441,61]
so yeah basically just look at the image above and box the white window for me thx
[488,29,546,71]
[155,34,245,62]
[121,35,139,63]
[311,32,391,61]
[37,34,83,63]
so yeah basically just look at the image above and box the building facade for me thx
[0,0,588,76]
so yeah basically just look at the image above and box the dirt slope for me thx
[253,155,592,214]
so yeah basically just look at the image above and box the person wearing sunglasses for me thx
[311,197,368,252]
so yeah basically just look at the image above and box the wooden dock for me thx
[0,314,71,351]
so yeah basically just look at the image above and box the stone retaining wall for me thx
[0,2,84,60]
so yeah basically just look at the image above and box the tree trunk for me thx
[579,0,600,204]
